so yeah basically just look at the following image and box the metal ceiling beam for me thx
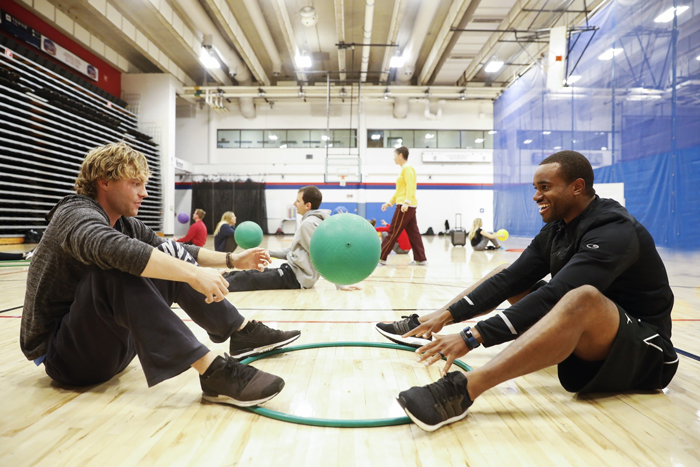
[378,0,408,84]
[200,0,270,85]
[418,0,479,86]
[271,0,306,83]
[457,0,540,86]
[334,0,347,81]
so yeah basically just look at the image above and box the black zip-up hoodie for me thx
[448,197,674,347]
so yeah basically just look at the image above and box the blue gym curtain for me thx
[493,0,700,249]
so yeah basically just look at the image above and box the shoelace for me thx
[394,314,419,334]
[426,374,466,419]
[221,353,258,388]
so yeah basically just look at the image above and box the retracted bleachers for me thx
[0,43,163,238]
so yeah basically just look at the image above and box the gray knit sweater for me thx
[20,195,199,360]
[269,209,330,288]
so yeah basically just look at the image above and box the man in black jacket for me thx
[376,150,678,432]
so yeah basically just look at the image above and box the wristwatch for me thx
[460,326,480,351]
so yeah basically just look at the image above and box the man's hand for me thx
[401,204,409,213]
[231,248,270,271]
[416,333,470,376]
[402,312,451,340]
[381,203,391,212]
[189,267,231,303]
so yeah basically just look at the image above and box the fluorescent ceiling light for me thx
[484,60,504,73]
[488,130,497,134]
[425,133,435,139]
[200,49,220,69]
[542,131,551,135]
[390,56,405,68]
[554,146,562,149]
[280,144,288,149]
[321,135,329,141]
[565,75,582,85]
[523,139,532,144]
[654,6,689,23]
[598,48,623,61]
[475,138,484,143]
[295,54,312,68]
[269,134,278,140]
[601,146,608,150]
[696,55,700,61]
[371,134,381,140]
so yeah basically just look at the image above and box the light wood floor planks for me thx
[1,236,699,467]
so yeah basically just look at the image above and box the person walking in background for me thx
[379,146,427,266]
[178,209,207,247]
[214,211,237,252]
[469,218,501,251]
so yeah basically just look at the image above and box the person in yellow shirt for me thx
[379,146,428,265]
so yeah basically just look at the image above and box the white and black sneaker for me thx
[375,314,432,348]
[397,371,473,432]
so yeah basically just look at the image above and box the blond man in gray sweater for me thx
[21,142,300,407]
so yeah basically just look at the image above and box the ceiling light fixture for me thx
[459,90,466,100]
[654,6,689,23]
[390,55,405,68]
[484,60,504,73]
[295,52,312,68]
[383,88,391,99]
[598,48,623,61]
[199,48,220,69]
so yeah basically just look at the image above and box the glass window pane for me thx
[367,129,384,148]
[240,130,263,148]
[461,130,485,149]
[309,130,328,148]
[286,130,309,148]
[484,130,494,149]
[217,130,239,148]
[387,130,413,148]
[415,130,437,148]
[264,130,284,148]
[331,129,351,148]
[437,130,460,148]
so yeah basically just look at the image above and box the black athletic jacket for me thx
[448,197,674,348]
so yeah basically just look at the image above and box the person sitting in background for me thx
[375,220,411,255]
[214,211,237,252]
[178,209,207,247]
[469,218,501,251]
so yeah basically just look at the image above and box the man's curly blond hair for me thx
[75,142,150,199]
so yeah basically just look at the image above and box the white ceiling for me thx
[15,0,608,92]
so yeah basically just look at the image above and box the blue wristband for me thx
[460,326,480,350]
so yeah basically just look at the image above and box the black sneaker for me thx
[229,320,301,359]
[397,371,473,432]
[200,354,285,407]
[375,314,431,348]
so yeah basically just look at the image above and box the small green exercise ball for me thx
[234,221,264,249]
[309,213,381,285]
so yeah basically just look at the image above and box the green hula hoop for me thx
[0,260,30,268]
[240,341,472,428]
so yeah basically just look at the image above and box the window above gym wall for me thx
[366,130,495,149]
[217,129,357,149]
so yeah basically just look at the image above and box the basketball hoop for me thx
[339,175,347,187]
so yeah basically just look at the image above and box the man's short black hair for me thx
[395,146,409,160]
[540,150,596,196]
[299,186,323,210]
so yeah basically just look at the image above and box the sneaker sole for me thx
[230,333,301,359]
[375,325,431,349]
[202,387,283,408]
[396,396,469,432]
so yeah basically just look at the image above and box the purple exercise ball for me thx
[177,212,190,224]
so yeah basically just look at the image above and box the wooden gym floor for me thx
[1,235,699,466]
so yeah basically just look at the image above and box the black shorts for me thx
[558,304,679,394]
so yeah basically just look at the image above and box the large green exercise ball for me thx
[309,213,381,285]
[234,221,264,249]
